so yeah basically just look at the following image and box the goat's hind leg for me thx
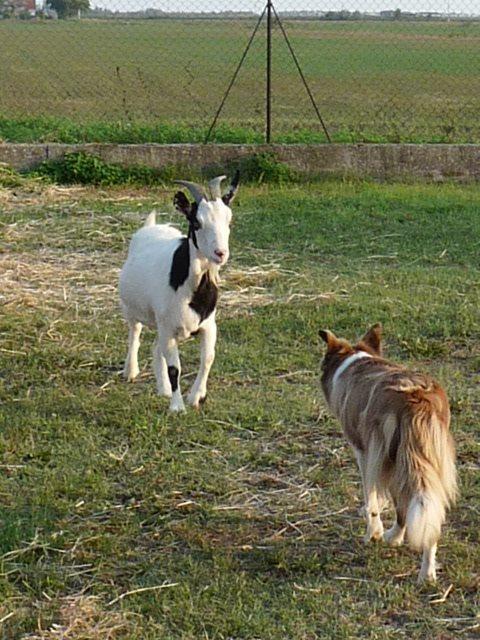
[124,320,142,381]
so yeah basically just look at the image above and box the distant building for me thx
[379,9,418,20]
[1,0,36,16]
[379,10,396,18]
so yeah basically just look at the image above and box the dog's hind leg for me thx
[354,446,384,542]
[363,485,384,543]
[353,447,368,509]
[362,442,385,543]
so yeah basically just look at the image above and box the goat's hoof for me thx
[170,392,185,413]
[170,404,185,414]
[123,355,139,379]
[193,396,207,411]
[124,364,140,381]
[187,391,207,410]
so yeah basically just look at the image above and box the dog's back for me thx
[320,324,457,582]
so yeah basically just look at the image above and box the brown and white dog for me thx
[319,324,457,583]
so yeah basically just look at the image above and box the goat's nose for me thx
[214,249,226,260]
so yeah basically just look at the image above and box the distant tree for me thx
[0,0,13,18]
[48,0,89,18]
[393,8,402,19]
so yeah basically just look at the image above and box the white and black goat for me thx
[119,173,239,412]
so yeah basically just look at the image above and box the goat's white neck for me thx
[189,239,220,287]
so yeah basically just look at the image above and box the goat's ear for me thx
[360,323,382,355]
[174,191,192,216]
[319,329,341,351]
[222,170,240,206]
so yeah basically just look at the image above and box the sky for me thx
[91,0,480,14]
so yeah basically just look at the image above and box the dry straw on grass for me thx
[1,248,334,321]
[1,183,336,335]
[24,595,132,640]
[0,175,87,212]
[222,262,335,315]
[0,250,119,316]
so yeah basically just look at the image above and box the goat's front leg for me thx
[158,329,185,413]
[153,335,172,398]
[187,317,217,409]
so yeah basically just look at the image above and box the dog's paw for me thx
[364,523,384,544]
[417,569,436,584]
[384,525,405,547]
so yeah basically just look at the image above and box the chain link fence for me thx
[1,0,479,143]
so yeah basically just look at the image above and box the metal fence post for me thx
[266,0,272,143]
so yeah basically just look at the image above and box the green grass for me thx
[0,18,480,142]
[0,177,479,637]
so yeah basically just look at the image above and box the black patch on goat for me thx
[169,238,190,291]
[189,272,218,322]
[168,365,179,392]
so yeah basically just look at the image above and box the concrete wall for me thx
[1,143,480,181]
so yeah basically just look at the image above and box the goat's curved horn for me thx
[174,180,207,204]
[208,175,227,200]
[222,169,240,205]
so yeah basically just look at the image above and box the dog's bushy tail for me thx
[395,399,457,551]
[406,486,447,551]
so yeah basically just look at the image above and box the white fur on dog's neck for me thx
[332,351,372,388]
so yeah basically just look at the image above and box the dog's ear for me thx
[319,329,341,351]
[360,323,382,355]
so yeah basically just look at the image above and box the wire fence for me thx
[1,0,480,143]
